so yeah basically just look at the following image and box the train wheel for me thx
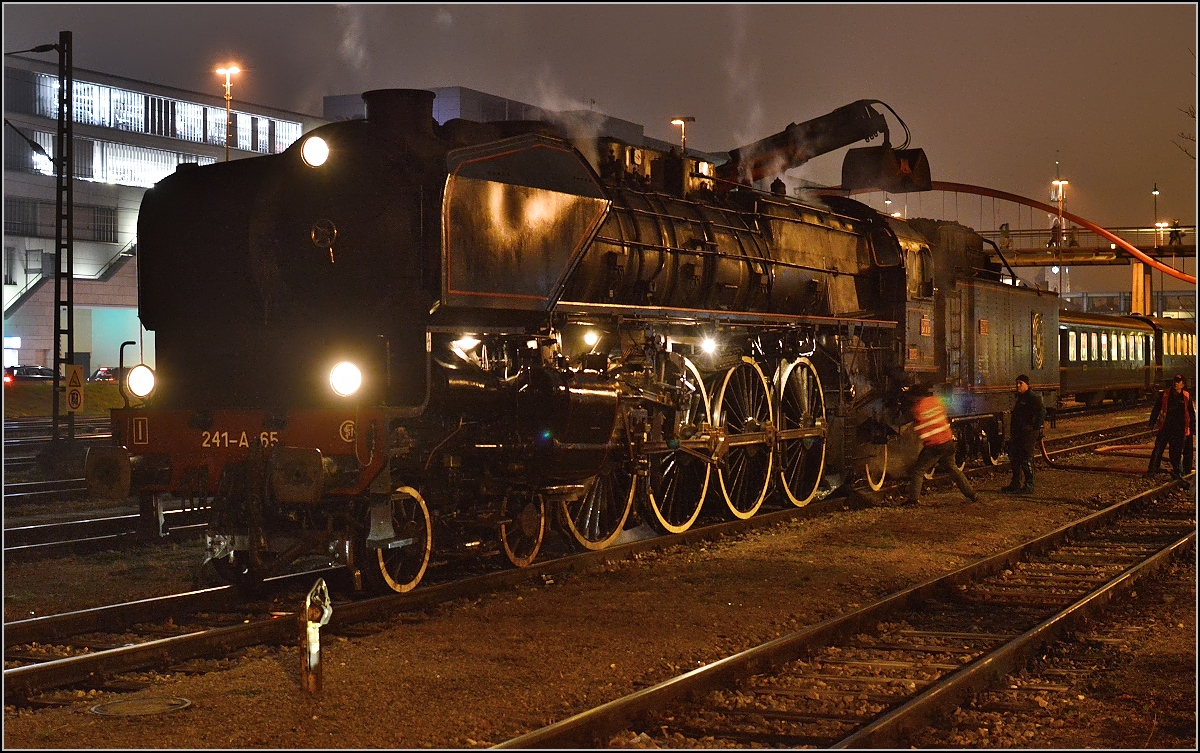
[714,358,773,519]
[865,443,888,492]
[645,357,710,534]
[923,428,969,480]
[499,491,545,568]
[775,357,826,507]
[987,430,1004,465]
[364,486,432,593]
[560,422,635,550]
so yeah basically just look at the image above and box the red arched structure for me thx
[833,180,1195,285]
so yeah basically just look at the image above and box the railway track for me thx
[0,416,1156,566]
[3,507,211,560]
[495,479,1194,748]
[3,462,1191,709]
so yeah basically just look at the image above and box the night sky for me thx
[4,3,1197,289]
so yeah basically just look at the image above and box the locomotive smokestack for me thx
[362,89,435,138]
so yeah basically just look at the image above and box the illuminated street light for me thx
[670,116,695,154]
[215,65,241,161]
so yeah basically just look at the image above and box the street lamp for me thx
[670,116,695,154]
[215,65,240,161]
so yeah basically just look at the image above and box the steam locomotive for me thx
[83,89,1176,594]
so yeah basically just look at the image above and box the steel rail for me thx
[0,500,849,703]
[493,479,1189,748]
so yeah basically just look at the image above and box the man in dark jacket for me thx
[1004,374,1045,493]
[1145,374,1195,482]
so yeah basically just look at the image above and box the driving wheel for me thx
[713,358,773,519]
[775,357,826,506]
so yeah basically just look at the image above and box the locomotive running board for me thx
[553,300,897,329]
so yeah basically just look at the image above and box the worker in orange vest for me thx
[901,384,978,506]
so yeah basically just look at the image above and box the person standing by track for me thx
[1145,374,1194,483]
[901,384,977,506]
[1004,374,1045,494]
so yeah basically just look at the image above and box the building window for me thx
[10,71,304,153]
[3,246,16,285]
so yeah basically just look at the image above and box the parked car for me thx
[3,365,56,384]
[88,366,121,383]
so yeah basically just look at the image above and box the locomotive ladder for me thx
[947,289,963,384]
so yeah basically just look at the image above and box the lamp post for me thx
[216,65,240,161]
[1051,160,1068,239]
[670,116,695,154]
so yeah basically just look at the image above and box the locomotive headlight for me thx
[126,364,155,398]
[701,337,718,355]
[301,136,329,167]
[329,361,362,397]
[583,331,600,348]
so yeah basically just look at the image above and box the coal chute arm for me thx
[716,100,889,184]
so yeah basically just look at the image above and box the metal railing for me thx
[977,224,1194,253]
[3,237,135,316]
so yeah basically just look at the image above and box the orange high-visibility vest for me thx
[912,395,953,447]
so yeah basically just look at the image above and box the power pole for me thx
[38,30,76,472]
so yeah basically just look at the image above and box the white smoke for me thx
[723,6,768,181]
[336,5,369,72]
[527,64,605,169]
[434,8,454,27]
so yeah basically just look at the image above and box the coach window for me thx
[1092,332,1099,361]
[1068,331,1077,361]
[1079,331,1088,361]
[1136,336,1143,362]
[1112,332,1119,360]
[1120,333,1127,361]
[1100,332,1108,360]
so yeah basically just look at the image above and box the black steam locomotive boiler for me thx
[85,89,1057,593]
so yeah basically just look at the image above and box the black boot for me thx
[1020,463,1034,494]
[1002,471,1022,493]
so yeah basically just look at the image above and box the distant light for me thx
[583,331,599,347]
[1051,266,1060,274]
[1110,243,1117,250]
[701,337,717,354]
[891,212,902,218]
[301,136,329,167]
[215,65,241,76]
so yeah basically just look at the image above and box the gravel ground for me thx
[3,461,1194,749]
[4,465,1195,748]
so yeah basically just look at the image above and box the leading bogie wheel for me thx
[644,356,711,534]
[774,357,827,507]
[363,486,432,593]
[499,491,545,568]
[713,358,774,519]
